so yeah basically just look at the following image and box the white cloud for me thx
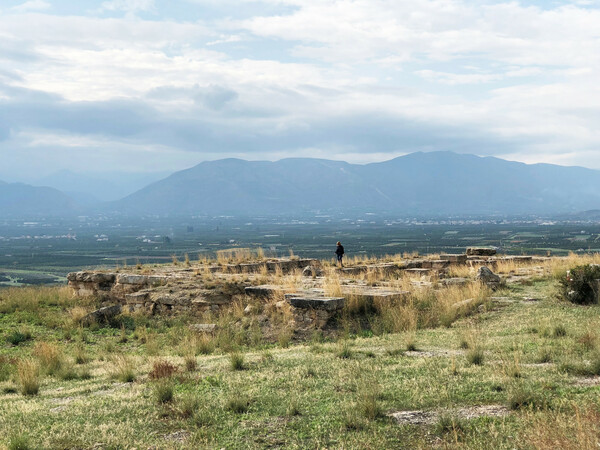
[11,0,51,13]
[1,0,600,175]
[99,0,156,14]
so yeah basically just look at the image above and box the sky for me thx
[1,0,600,181]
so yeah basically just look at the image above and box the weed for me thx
[435,414,465,436]
[507,387,548,410]
[357,389,382,420]
[149,360,178,379]
[553,325,567,338]
[179,395,199,418]
[8,434,31,450]
[277,327,293,348]
[225,394,250,413]
[196,334,215,355]
[405,335,418,352]
[336,341,353,359]
[74,342,88,364]
[33,342,63,375]
[110,355,136,382]
[286,396,301,417]
[229,352,246,371]
[578,330,597,351]
[536,349,553,364]
[16,359,39,396]
[343,408,366,431]
[6,329,32,346]
[184,355,197,372]
[154,380,174,404]
[466,347,484,366]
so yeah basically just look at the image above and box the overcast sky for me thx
[1,0,600,181]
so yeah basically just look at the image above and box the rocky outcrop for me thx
[476,266,502,290]
[81,305,122,326]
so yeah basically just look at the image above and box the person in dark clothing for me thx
[335,241,345,267]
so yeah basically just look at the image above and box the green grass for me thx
[2,276,600,448]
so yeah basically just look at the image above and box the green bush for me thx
[560,264,600,304]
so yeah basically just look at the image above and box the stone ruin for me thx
[67,250,548,333]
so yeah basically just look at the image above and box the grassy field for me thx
[1,264,600,448]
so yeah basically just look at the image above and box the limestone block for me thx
[287,296,345,311]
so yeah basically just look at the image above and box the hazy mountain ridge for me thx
[110,152,600,216]
[4,152,600,218]
[0,181,78,217]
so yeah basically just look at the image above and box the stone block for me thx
[245,285,281,297]
[287,296,345,311]
[466,247,497,257]
[444,254,468,264]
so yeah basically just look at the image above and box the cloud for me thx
[11,1,51,13]
[1,0,600,179]
[99,0,156,14]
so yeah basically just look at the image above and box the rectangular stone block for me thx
[287,296,345,311]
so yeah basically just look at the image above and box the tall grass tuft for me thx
[229,352,246,371]
[110,354,136,382]
[33,342,63,375]
[16,359,40,396]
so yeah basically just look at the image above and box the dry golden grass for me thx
[0,286,75,314]
[544,252,600,278]
[69,306,89,325]
[16,358,40,396]
[216,248,256,264]
[323,269,343,297]
[33,341,63,375]
[448,264,475,278]
[523,404,600,449]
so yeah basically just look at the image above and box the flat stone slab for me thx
[443,254,468,263]
[404,268,432,276]
[287,296,345,311]
[189,323,217,333]
[245,285,281,297]
[440,277,469,287]
[390,404,510,426]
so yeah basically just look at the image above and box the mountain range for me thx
[3,151,600,218]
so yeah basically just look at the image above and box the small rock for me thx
[189,323,217,333]
[163,430,189,442]
[302,266,324,277]
[244,305,253,315]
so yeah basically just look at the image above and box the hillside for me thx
[111,152,600,216]
[0,182,77,217]
[2,253,600,448]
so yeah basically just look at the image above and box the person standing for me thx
[335,241,345,267]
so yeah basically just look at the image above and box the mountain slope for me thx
[0,182,77,217]
[109,152,600,216]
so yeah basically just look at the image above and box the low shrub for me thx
[559,264,600,304]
